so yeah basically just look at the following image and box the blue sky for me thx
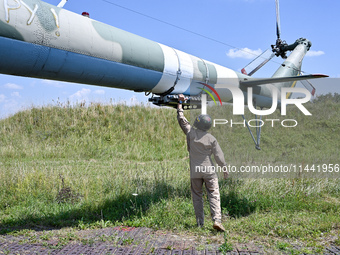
[1,0,339,119]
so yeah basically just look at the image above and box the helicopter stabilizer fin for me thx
[240,74,328,87]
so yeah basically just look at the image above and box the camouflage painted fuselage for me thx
[0,0,309,108]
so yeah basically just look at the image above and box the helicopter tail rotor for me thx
[241,49,275,76]
[241,0,296,76]
[299,74,317,97]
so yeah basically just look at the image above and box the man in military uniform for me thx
[177,94,228,232]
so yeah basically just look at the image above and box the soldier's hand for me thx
[178,94,185,102]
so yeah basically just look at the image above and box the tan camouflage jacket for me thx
[177,108,227,179]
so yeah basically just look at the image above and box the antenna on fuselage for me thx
[57,0,68,8]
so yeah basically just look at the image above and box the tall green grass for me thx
[0,97,339,251]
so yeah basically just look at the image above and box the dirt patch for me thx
[0,226,339,254]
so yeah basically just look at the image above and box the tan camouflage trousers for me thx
[190,177,222,226]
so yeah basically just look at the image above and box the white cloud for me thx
[11,92,21,98]
[0,94,6,103]
[41,79,65,88]
[226,48,262,59]
[41,79,57,84]
[94,89,105,95]
[306,50,325,57]
[0,98,22,119]
[3,83,23,90]
[69,88,91,101]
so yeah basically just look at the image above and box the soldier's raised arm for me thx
[177,94,191,135]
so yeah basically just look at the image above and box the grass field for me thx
[0,94,339,253]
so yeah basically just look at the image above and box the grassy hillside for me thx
[0,102,184,161]
[0,96,339,253]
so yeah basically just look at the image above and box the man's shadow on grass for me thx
[0,181,191,234]
[0,178,256,234]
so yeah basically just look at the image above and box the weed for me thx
[276,241,290,251]
[56,174,82,204]
[196,244,205,251]
[287,249,301,255]
[2,249,10,255]
[122,237,134,245]
[219,232,233,254]
[315,246,325,254]
[300,247,313,254]
[144,241,149,248]
[95,219,113,229]
[77,218,90,230]
[335,237,340,246]
[81,238,95,246]
[40,232,52,241]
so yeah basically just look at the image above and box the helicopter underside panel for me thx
[0,36,163,91]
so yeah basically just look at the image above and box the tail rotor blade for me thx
[241,49,275,76]
[300,79,316,97]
